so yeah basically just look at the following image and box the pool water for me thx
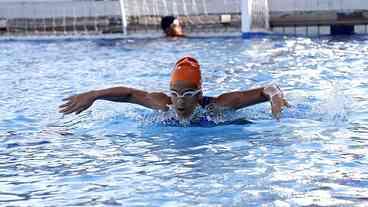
[0,35,367,206]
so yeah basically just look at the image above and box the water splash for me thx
[280,81,352,125]
[133,106,252,127]
[313,82,352,125]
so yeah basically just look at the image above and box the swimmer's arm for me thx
[214,87,269,109]
[214,86,289,119]
[96,87,171,110]
[59,87,171,115]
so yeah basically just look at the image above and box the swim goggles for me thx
[170,89,201,98]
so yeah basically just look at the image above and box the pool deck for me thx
[268,0,368,35]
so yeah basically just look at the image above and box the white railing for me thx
[119,0,127,34]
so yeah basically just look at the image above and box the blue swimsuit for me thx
[163,96,252,127]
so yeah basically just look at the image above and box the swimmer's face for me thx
[170,81,201,119]
[168,19,184,37]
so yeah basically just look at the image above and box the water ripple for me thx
[0,36,368,206]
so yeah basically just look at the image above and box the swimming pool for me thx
[0,35,367,206]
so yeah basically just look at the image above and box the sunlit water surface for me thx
[0,35,368,206]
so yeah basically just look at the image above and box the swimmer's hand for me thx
[59,91,97,115]
[263,85,290,120]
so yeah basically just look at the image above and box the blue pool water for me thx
[0,35,368,206]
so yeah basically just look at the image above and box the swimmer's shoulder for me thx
[200,96,225,109]
[144,92,171,111]
[200,96,215,108]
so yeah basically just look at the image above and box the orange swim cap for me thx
[170,56,202,89]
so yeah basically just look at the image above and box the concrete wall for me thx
[2,0,368,36]
[0,0,73,2]
[0,0,242,35]
[268,0,368,35]
[0,0,241,19]
[2,0,368,19]
[0,1,120,18]
[124,0,240,16]
[269,0,368,12]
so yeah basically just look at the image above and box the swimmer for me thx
[59,56,289,121]
[160,16,185,37]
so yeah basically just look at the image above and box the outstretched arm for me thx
[214,85,289,119]
[59,87,171,115]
